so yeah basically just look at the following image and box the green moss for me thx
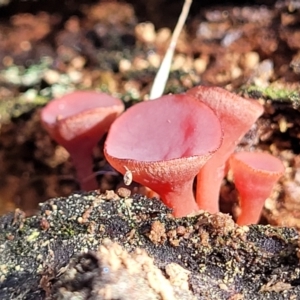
[0,92,48,123]
[242,85,300,107]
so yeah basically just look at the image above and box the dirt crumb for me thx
[54,239,195,300]
[148,220,167,245]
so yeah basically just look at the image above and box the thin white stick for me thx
[149,0,193,100]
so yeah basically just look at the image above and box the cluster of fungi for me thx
[41,86,285,225]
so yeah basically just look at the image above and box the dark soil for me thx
[1,0,300,299]
[1,192,300,299]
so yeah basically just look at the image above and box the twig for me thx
[149,0,193,99]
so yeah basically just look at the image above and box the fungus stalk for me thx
[230,151,285,225]
[104,94,222,217]
[187,86,264,213]
[41,91,124,191]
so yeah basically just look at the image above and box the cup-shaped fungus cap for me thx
[104,94,223,217]
[41,91,124,190]
[187,86,264,213]
[230,151,285,225]
[41,91,124,151]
